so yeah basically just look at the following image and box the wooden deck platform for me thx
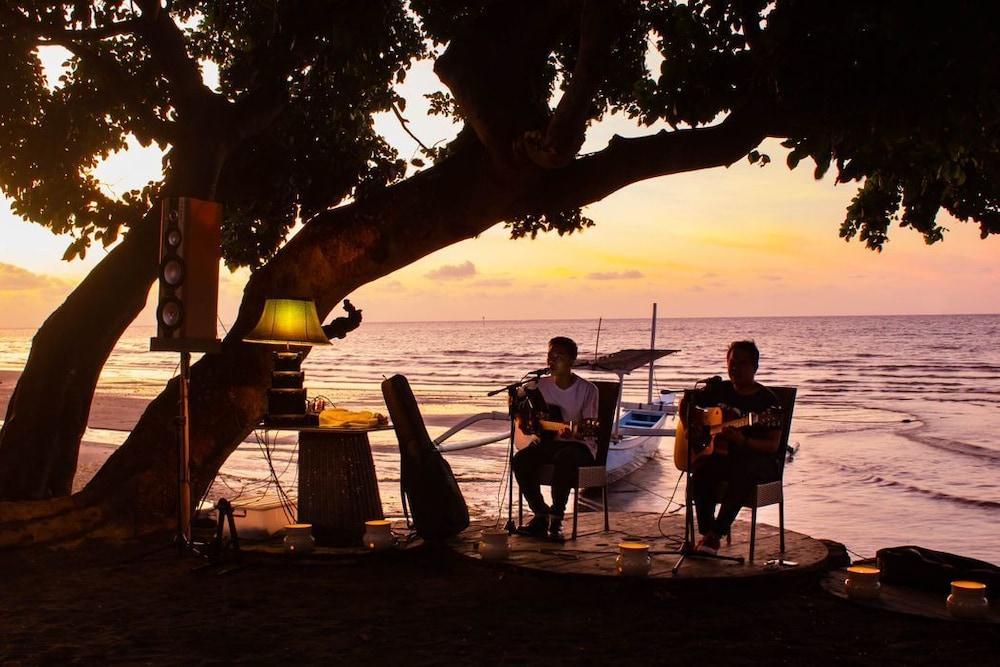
[448,511,832,584]
[231,510,832,589]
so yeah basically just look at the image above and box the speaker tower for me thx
[150,197,222,353]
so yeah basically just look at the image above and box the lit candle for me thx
[844,565,880,600]
[283,523,315,555]
[616,542,652,577]
[363,519,394,551]
[947,580,989,620]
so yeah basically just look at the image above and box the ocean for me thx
[1,313,998,562]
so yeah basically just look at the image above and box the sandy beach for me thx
[0,536,994,665]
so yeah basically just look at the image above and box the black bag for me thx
[876,545,1000,596]
[381,375,469,540]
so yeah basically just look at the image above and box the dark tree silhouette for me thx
[0,1,997,543]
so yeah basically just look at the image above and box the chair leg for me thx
[518,489,523,526]
[779,498,786,554]
[603,486,610,532]
[572,487,579,540]
[749,506,757,564]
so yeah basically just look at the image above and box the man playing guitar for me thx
[682,340,782,555]
[512,336,599,542]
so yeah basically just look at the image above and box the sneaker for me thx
[695,534,721,556]
[515,515,549,538]
[548,516,566,542]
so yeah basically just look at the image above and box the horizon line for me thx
[4,310,999,332]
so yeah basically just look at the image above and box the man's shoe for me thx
[694,534,721,556]
[548,516,566,542]
[515,515,549,538]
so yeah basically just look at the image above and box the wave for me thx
[863,474,1000,511]
[899,431,1000,465]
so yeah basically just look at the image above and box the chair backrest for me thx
[769,386,797,476]
[592,380,622,466]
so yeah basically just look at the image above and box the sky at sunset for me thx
[1,56,997,330]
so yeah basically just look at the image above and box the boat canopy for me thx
[574,348,679,375]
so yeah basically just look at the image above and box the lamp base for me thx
[268,388,307,416]
[264,413,319,428]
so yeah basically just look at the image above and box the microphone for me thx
[528,367,551,376]
[699,375,722,386]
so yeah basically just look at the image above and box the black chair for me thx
[518,380,621,540]
[723,386,797,562]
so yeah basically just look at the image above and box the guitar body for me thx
[673,406,724,471]
[674,405,782,471]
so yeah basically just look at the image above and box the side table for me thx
[262,424,392,546]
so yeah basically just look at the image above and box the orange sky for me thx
[1,56,997,329]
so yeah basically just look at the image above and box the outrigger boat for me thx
[435,307,679,484]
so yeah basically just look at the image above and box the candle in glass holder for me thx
[283,523,315,555]
[363,519,394,551]
[947,580,989,620]
[844,565,880,600]
[479,528,510,561]
[616,542,652,577]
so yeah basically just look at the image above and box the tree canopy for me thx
[2,1,997,266]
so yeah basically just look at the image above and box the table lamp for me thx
[244,298,330,424]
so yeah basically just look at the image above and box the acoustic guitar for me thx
[514,416,600,450]
[673,405,782,471]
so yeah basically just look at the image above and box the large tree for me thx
[1,0,997,544]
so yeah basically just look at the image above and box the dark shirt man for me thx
[685,340,782,555]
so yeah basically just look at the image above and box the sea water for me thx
[1,314,997,562]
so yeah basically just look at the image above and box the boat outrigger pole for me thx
[648,303,657,403]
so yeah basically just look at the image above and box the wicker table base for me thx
[297,429,384,546]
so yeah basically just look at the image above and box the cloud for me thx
[0,263,70,291]
[424,261,476,281]
[473,278,512,288]
[586,270,644,280]
[0,263,78,328]
[761,274,784,282]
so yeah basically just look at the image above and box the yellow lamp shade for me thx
[244,298,331,346]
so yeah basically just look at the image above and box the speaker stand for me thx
[176,350,194,555]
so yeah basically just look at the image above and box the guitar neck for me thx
[721,414,754,429]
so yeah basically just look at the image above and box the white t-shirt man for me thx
[518,374,600,457]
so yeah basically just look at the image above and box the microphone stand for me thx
[488,371,547,534]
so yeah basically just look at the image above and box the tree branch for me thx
[133,0,212,115]
[435,0,576,169]
[1,7,174,142]
[515,0,621,168]
[0,5,142,41]
[520,106,770,213]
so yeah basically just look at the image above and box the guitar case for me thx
[381,374,469,540]
[876,545,999,596]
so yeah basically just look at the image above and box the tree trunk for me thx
[0,145,226,500]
